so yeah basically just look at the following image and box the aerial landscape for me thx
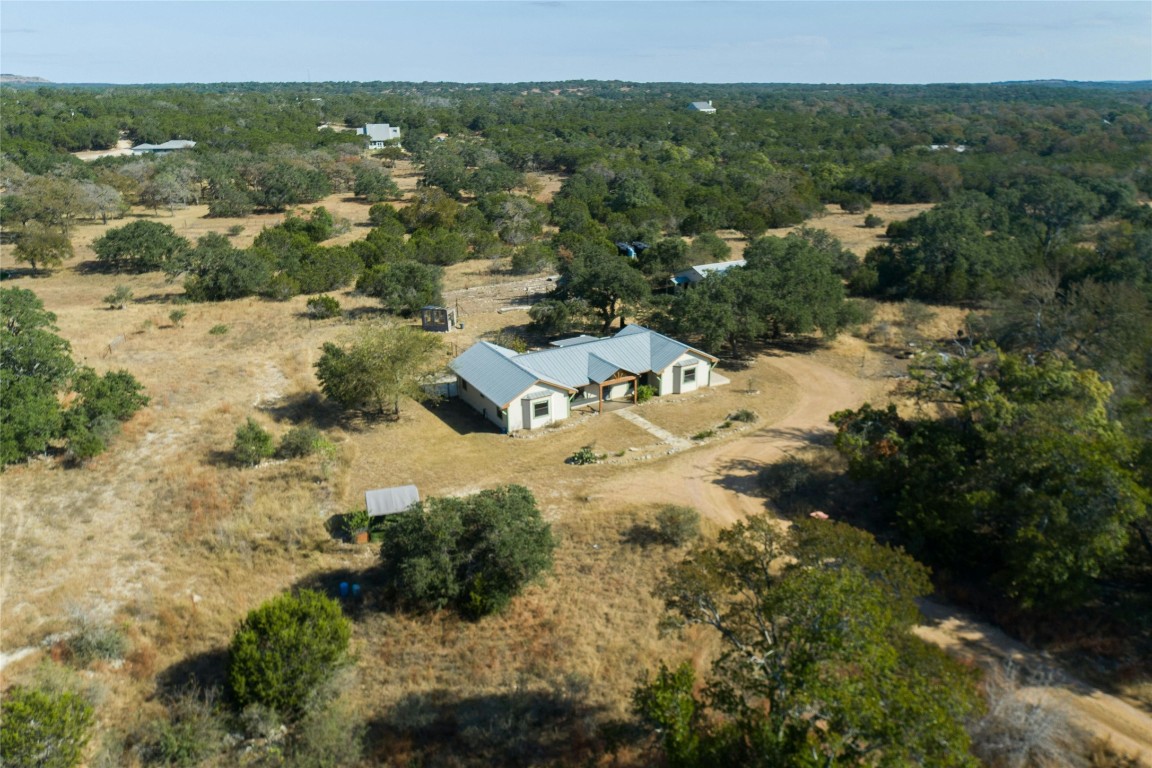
[1,2,1150,766]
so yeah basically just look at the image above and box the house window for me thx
[683,367,697,384]
[533,400,550,419]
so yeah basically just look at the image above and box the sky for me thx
[1,1,1149,85]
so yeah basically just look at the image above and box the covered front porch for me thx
[570,369,640,414]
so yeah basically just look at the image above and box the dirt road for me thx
[604,348,1152,763]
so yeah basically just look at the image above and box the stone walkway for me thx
[616,409,693,451]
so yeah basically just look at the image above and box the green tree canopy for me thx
[560,244,650,333]
[92,220,190,273]
[227,590,350,718]
[0,685,94,768]
[832,349,1150,608]
[13,222,73,274]
[356,260,443,317]
[315,323,444,416]
[1,288,72,464]
[378,485,556,618]
[636,516,981,767]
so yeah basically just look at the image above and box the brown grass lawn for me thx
[0,195,943,762]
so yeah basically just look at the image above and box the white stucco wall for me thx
[512,386,571,432]
[661,353,712,395]
[458,378,507,431]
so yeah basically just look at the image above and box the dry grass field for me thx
[4,187,1148,763]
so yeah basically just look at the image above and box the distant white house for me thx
[929,144,967,152]
[671,259,746,287]
[450,325,718,433]
[131,140,196,155]
[358,123,402,149]
[689,100,717,113]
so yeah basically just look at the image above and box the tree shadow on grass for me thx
[260,391,346,431]
[155,647,230,702]
[0,266,51,280]
[291,564,392,619]
[420,397,503,436]
[364,683,643,767]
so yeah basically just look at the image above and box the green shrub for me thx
[208,324,229,335]
[168,309,187,328]
[140,688,227,767]
[286,699,366,768]
[863,213,884,229]
[378,485,556,619]
[227,591,351,718]
[340,508,371,538]
[278,425,324,459]
[305,295,342,320]
[263,272,302,301]
[692,429,715,441]
[728,409,758,423]
[227,225,245,237]
[569,445,602,465]
[66,617,129,667]
[489,330,528,353]
[234,417,275,467]
[1,685,94,768]
[636,384,657,403]
[509,243,553,275]
[655,505,701,546]
[103,285,133,310]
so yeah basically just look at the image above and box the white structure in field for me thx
[670,259,746,287]
[358,123,401,148]
[131,140,196,154]
[689,100,717,113]
[450,325,717,433]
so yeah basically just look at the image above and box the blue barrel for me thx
[351,584,361,598]
[339,582,349,597]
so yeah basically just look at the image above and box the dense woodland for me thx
[2,80,1151,766]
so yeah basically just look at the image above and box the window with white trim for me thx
[533,399,550,418]
[683,367,697,384]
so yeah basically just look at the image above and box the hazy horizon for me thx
[2,1,1149,86]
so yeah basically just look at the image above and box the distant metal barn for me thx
[420,305,457,332]
[365,485,420,520]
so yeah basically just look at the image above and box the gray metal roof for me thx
[366,485,420,517]
[452,326,716,405]
[450,342,570,408]
[671,259,746,285]
[358,123,401,142]
[550,335,600,348]
[132,140,196,152]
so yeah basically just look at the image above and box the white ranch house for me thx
[450,325,718,433]
[357,123,402,149]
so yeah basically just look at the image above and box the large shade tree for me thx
[635,516,982,767]
[315,323,444,417]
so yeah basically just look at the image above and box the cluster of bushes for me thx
[233,420,330,466]
[1,288,149,466]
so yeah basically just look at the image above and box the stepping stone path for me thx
[616,409,693,452]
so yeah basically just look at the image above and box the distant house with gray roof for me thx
[689,100,716,113]
[450,325,717,433]
[357,123,401,149]
[671,259,746,287]
[131,140,196,155]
